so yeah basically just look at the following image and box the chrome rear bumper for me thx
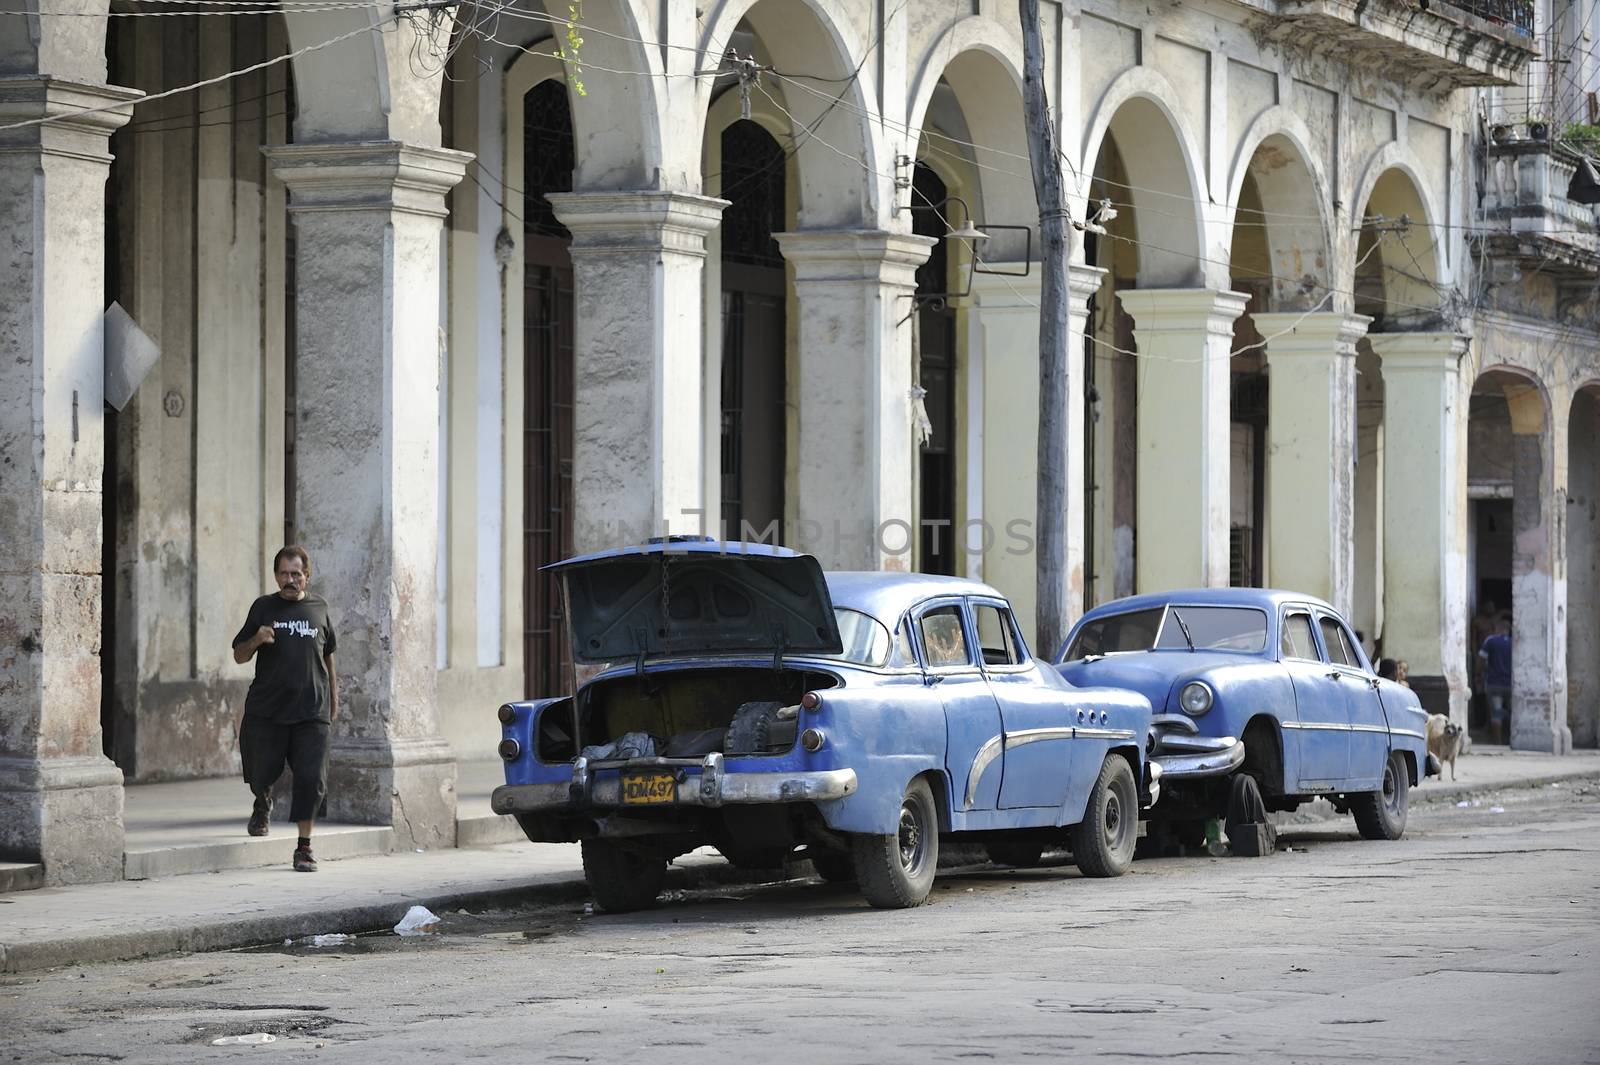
[491,752,858,815]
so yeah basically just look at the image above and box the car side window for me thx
[973,604,1020,666]
[919,606,972,669]
[1281,611,1319,661]
[1318,616,1356,667]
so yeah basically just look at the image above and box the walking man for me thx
[232,545,339,872]
[1477,616,1512,746]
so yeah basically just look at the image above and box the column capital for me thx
[1367,331,1470,373]
[262,141,469,218]
[970,267,1040,310]
[0,78,141,160]
[1067,262,1109,301]
[775,229,935,288]
[548,189,727,256]
[1116,287,1250,338]
[1254,311,1372,358]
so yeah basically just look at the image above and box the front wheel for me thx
[852,777,940,908]
[1072,756,1138,878]
[1350,751,1409,840]
[580,839,668,913]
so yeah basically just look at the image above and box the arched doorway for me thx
[1466,368,1550,745]
[521,79,576,700]
[717,118,788,542]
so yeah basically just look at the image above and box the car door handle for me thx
[1325,671,1342,681]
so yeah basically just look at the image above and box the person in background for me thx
[1478,617,1513,745]
[1377,658,1398,682]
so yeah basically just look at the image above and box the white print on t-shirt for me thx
[274,619,320,639]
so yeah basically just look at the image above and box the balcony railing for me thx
[1445,0,1535,38]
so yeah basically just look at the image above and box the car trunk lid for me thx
[548,539,843,664]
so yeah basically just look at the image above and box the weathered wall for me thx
[1567,390,1600,747]
[106,16,289,781]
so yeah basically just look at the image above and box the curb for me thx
[1411,765,1600,805]
[0,858,799,977]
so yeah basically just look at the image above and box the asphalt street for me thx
[4,781,1598,1065]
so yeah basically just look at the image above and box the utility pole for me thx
[1018,0,1073,658]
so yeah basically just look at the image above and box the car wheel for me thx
[852,777,940,908]
[985,841,1046,868]
[1350,750,1409,841]
[807,848,856,883]
[1072,756,1138,878]
[580,839,668,913]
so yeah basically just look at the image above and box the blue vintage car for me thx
[492,539,1157,911]
[1056,588,1435,849]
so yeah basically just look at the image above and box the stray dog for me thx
[1426,713,1465,781]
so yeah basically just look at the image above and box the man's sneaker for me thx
[293,847,318,873]
[247,802,270,837]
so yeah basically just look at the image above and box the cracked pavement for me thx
[3,781,1598,1064]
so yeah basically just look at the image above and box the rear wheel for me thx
[853,777,940,908]
[1350,751,1409,840]
[580,839,667,913]
[1072,756,1138,878]
[985,841,1046,868]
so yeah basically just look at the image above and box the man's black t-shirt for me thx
[232,593,338,724]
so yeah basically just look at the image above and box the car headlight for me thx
[1179,681,1214,716]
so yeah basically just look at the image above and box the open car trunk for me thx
[535,666,840,763]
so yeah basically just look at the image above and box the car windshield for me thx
[817,608,894,667]
[1065,605,1267,659]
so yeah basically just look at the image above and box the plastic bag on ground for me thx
[393,904,441,936]
[212,1033,276,1046]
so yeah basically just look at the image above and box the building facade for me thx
[2,0,1596,884]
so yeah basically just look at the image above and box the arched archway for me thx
[698,0,884,228]
[1353,167,1444,331]
[1085,86,1233,595]
[1467,367,1566,751]
[1569,384,1600,748]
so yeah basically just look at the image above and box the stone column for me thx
[776,230,935,570]
[1371,332,1470,724]
[1508,412,1570,753]
[972,270,1041,641]
[0,77,139,885]
[1257,311,1371,615]
[1061,264,1108,630]
[264,142,468,848]
[1117,288,1249,592]
[547,191,726,550]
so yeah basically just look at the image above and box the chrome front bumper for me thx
[491,752,859,815]
[1148,715,1247,780]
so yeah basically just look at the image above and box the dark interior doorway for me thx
[912,163,956,575]
[719,119,787,542]
[523,80,576,700]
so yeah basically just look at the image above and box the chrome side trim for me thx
[1007,726,1079,747]
[1281,720,1351,732]
[964,733,1007,810]
[1389,727,1426,740]
[1074,727,1137,742]
[1348,724,1391,734]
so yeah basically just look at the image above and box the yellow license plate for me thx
[620,771,677,805]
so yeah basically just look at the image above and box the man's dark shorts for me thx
[240,718,330,822]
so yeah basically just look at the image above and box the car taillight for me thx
[497,704,516,724]
[498,738,521,761]
[800,691,822,712]
[801,728,826,752]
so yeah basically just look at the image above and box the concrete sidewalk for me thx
[2,748,1596,976]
